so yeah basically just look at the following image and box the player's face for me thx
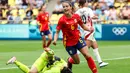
[62,2,72,15]
[84,2,88,7]
[41,5,46,12]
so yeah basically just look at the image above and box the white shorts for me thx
[84,31,96,42]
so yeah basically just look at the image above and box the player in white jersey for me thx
[75,0,108,68]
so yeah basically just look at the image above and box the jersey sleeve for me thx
[76,14,84,26]
[56,18,63,30]
[47,12,50,22]
[88,8,94,18]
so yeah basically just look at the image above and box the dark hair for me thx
[62,1,73,7]
[61,67,72,73]
[78,0,87,6]
[39,3,46,11]
[62,1,76,13]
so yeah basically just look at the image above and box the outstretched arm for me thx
[53,30,60,45]
[80,24,94,32]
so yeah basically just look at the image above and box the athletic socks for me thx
[86,57,98,73]
[14,60,30,73]
[68,57,98,73]
[67,57,75,70]
[93,48,102,63]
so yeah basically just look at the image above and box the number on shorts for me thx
[79,38,83,43]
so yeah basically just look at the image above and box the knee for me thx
[82,53,90,59]
[50,38,52,41]
[49,37,52,41]
[74,60,80,64]
[29,68,38,73]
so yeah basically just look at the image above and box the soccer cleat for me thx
[67,58,72,70]
[99,62,109,68]
[6,56,16,65]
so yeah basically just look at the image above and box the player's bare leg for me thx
[79,46,98,73]
[29,66,38,73]
[86,40,92,48]
[67,53,80,71]
[6,56,30,73]
[42,36,47,48]
[47,33,52,47]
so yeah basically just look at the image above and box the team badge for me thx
[69,50,73,54]
[71,24,75,30]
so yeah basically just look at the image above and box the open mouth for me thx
[64,9,69,12]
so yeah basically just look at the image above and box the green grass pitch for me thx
[0,40,130,73]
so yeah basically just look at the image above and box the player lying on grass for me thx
[6,48,72,73]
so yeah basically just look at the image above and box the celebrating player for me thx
[6,48,72,73]
[37,3,52,48]
[75,0,108,68]
[53,1,98,73]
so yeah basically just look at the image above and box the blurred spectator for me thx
[25,6,33,20]
[74,0,79,11]
[0,0,8,6]
[7,13,14,24]
[6,6,12,17]
[104,6,110,20]
[36,0,44,8]
[98,0,114,6]
[27,0,37,8]
[10,7,19,17]
[14,11,22,24]
[52,0,63,14]
[92,6,97,16]
[15,0,23,9]
[120,6,130,19]
[8,0,15,7]
[95,4,102,17]
[115,0,127,2]
[0,9,3,20]
[0,0,8,9]
[99,8,107,22]
[108,6,117,20]
[22,0,28,10]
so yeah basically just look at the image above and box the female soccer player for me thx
[53,1,98,73]
[75,0,108,68]
[6,48,72,73]
[37,3,52,48]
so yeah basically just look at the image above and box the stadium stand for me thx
[0,0,130,25]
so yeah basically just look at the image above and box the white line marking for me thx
[0,56,130,70]
[81,56,130,62]
[0,66,31,70]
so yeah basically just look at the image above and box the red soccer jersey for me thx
[57,14,84,46]
[37,12,49,31]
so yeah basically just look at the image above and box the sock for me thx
[93,48,102,63]
[14,60,30,73]
[68,57,75,64]
[86,57,98,73]
[67,57,74,70]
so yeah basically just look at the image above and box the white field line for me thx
[1,56,130,70]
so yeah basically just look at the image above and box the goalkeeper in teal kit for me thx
[6,48,72,73]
